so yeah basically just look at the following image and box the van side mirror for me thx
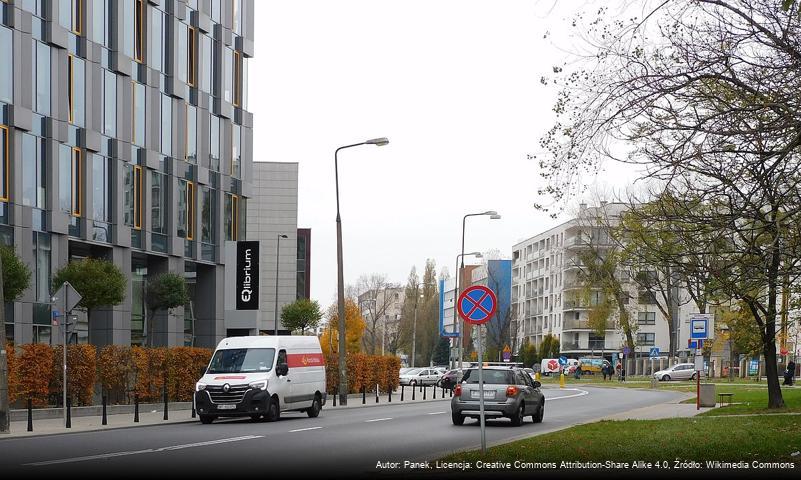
[533,381,542,389]
[276,363,289,377]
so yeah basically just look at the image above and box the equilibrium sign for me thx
[457,285,497,325]
[236,241,259,310]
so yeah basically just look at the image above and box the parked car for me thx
[399,367,416,375]
[437,369,463,390]
[653,363,698,381]
[522,368,537,381]
[400,368,443,386]
[451,367,545,426]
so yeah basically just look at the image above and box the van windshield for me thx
[207,348,276,374]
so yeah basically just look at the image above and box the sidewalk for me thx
[1,385,453,439]
[599,393,712,420]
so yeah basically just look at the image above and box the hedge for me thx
[324,352,401,394]
[6,344,212,406]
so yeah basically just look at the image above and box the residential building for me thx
[0,0,255,348]
[358,286,404,356]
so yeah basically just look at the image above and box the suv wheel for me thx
[510,403,525,426]
[451,411,465,425]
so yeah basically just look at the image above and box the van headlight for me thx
[249,380,268,391]
[196,382,206,392]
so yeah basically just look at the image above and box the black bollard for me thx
[134,394,140,422]
[333,389,337,407]
[102,395,108,425]
[400,385,404,402]
[423,385,427,400]
[27,398,33,432]
[362,387,366,405]
[163,386,169,420]
[433,385,436,399]
[66,398,72,428]
[419,383,423,393]
[388,388,392,403]
[450,388,453,398]
[191,396,196,418]
[375,386,379,404]
[412,385,416,401]
[442,387,445,398]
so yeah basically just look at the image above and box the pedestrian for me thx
[784,360,796,386]
[574,366,582,380]
[601,363,610,381]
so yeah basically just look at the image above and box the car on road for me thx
[437,369,463,390]
[451,367,545,426]
[653,363,698,381]
[400,368,444,386]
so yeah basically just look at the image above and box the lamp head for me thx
[279,234,288,238]
[483,210,498,216]
[490,214,502,220]
[365,137,389,146]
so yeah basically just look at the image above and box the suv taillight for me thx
[453,385,462,397]
[506,386,519,397]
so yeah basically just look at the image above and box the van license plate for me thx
[217,404,236,410]
[470,390,495,399]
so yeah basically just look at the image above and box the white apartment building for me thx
[512,203,697,362]
[357,287,405,355]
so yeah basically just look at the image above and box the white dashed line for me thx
[427,411,446,415]
[365,417,393,423]
[289,426,323,433]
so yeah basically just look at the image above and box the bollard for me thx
[412,384,416,401]
[535,372,540,381]
[362,387,366,405]
[449,388,453,398]
[27,398,33,432]
[419,383,423,393]
[66,397,72,428]
[400,385,404,402]
[388,388,392,403]
[433,385,437,399]
[442,387,445,398]
[559,373,566,389]
[102,395,108,425]
[134,394,140,422]
[423,385,427,400]
[163,386,169,420]
[333,389,337,407]
[375,384,379,404]
[191,393,196,418]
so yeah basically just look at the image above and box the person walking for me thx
[784,360,796,386]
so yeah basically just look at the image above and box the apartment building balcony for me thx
[561,341,580,351]
[562,318,592,331]
[563,300,592,310]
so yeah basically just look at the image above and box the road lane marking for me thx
[365,417,393,422]
[23,435,264,466]
[545,388,589,401]
[289,426,323,433]
[427,411,446,415]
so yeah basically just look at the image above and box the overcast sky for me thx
[248,1,641,306]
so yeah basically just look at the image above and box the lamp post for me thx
[452,252,482,369]
[457,211,501,370]
[274,234,288,336]
[335,137,389,406]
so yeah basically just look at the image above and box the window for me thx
[0,26,11,104]
[225,193,238,241]
[90,0,104,44]
[211,0,221,23]
[135,0,144,62]
[35,42,50,116]
[223,47,233,103]
[122,0,134,58]
[133,165,142,229]
[178,180,195,239]
[72,0,82,35]
[185,105,197,163]
[232,0,242,35]
[188,27,196,86]
[150,171,166,234]
[233,51,241,107]
[187,181,195,240]
[149,6,162,71]
[201,186,213,243]
[92,154,111,222]
[161,94,171,156]
[209,115,220,171]
[637,333,656,346]
[200,34,212,93]
[70,148,82,216]
[21,133,46,209]
[178,23,188,84]
[132,82,145,146]
[123,164,134,226]
[638,312,656,325]
[231,124,240,177]
[68,55,85,127]
[104,71,116,136]
[58,145,71,212]
[0,125,9,202]
[33,232,51,303]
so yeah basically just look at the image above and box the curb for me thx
[0,418,198,440]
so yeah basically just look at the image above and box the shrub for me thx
[324,353,401,394]
[167,347,211,401]
[17,344,54,407]
[51,345,97,406]
[131,346,168,402]
[97,345,132,403]
[6,342,19,403]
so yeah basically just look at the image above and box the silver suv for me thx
[451,367,545,426]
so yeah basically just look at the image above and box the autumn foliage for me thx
[324,352,400,394]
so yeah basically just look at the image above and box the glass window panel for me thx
[22,133,36,206]
[211,0,220,23]
[135,0,144,62]
[69,56,85,127]
[133,82,145,146]
[122,0,134,58]
[200,34,211,93]
[177,180,187,238]
[150,170,166,234]
[71,0,82,34]
[209,115,219,171]
[186,104,196,163]
[223,47,232,103]
[201,186,212,243]
[177,23,187,83]
[36,43,50,116]
[59,145,72,213]
[123,163,133,226]
[92,154,110,222]
[232,0,241,35]
[90,0,104,44]
[242,57,248,110]
[224,193,232,241]
[58,0,72,30]
[149,6,162,71]
[188,27,196,86]
[104,70,116,136]
[161,94,171,156]
[71,148,82,216]
[232,124,240,178]
[33,232,51,303]
[20,0,40,16]
[0,26,12,104]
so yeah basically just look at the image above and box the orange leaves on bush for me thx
[51,345,97,406]
[166,347,211,401]
[18,344,54,407]
[6,342,20,403]
[97,345,132,393]
[324,353,401,394]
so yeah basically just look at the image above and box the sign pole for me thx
[478,325,486,454]
[63,288,68,426]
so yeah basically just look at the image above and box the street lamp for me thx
[452,252,482,368]
[457,211,501,370]
[335,137,389,406]
[274,234,288,336]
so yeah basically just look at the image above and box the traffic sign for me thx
[649,347,660,358]
[623,347,630,356]
[52,281,82,314]
[781,347,789,356]
[558,356,568,366]
[502,344,511,362]
[688,339,704,349]
[457,285,497,326]
[689,313,714,339]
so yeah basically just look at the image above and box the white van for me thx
[194,336,326,424]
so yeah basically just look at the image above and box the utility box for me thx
[699,383,716,407]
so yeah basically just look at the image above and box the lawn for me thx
[439,416,801,465]
[697,387,801,415]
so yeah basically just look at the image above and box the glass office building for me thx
[0,0,255,347]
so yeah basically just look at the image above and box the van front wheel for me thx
[265,397,280,422]
[307,395,322,418]
[199,415,215,424]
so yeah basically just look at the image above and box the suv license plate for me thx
[470,390,495,399]
[217,404,236,410]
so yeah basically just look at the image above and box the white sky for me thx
[249,1,640,306]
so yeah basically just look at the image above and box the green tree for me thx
[280,298,323,334]
[432,337,450,366]
[52,258,126,311]
[144,273,190,347]
[520,339,538,368]
[0,245,32,433]
[539,334,560,359]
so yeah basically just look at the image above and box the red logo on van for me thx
[287,353,324,368]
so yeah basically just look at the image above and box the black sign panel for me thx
[236,241,259,310]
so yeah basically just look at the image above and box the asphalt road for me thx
[0,387,683,478]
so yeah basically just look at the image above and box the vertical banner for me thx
[236,241,259,310]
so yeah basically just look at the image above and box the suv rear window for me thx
[461,369,515,385]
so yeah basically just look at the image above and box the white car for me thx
[653,363,698,381]
[400,368,444,386]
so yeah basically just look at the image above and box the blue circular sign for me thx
[457,285,498,325]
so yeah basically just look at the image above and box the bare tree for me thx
[353,274,401,355]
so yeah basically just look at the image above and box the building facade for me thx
[512,203,696,363]
[357,286,404,356]
[296,227,310,300]
[0,0,255,348]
